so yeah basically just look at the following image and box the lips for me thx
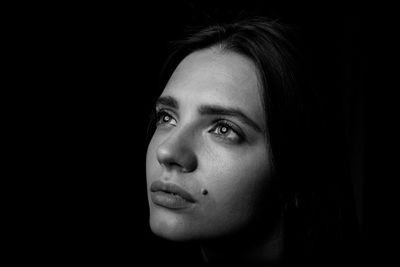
[150,180,196,209]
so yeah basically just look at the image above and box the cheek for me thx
[146,136,160,186]
[198,146,272,234]
[145,130,273,240]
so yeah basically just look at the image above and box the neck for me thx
[200,214,285,264]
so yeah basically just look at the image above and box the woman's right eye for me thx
[155,110,177,127]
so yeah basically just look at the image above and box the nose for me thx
[156,127,198,173]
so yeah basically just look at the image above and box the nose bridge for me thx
[156,123,198,173]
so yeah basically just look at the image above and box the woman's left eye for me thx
[210,121,243,143]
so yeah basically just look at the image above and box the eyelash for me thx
[154,109,177,126]
[153,109,244,143]
[210,119,244,143]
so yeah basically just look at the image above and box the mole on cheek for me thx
[201,188,208,195]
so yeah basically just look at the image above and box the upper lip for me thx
[150,180,196,203]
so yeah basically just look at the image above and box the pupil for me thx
[221,126,227,133]
[163,115,170,122]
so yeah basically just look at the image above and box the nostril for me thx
[181,158,197,173]
[165,161,183,169]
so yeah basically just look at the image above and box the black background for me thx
[10,1,375,264]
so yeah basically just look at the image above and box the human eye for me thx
[155,109,177,127]
[209,119,244,144]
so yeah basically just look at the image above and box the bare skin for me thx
[146,47,284,263]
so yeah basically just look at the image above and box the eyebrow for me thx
[198,105,262,133]
[155,95,262,133]
[156,96,179,109]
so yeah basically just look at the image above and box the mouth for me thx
[150,180,196,210]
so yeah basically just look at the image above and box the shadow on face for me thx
[146,47,281,242]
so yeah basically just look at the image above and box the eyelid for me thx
[155,106,177,117]
[154,108,178,126]
[153,109,246,142]
[211,118,245,143]
[213,118,243,134]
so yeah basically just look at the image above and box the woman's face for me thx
[146,47,273,241]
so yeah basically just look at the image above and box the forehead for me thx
[163,48,265,126]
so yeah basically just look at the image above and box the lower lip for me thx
[150,191,195,210]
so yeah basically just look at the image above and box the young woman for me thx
[145,17,359,264]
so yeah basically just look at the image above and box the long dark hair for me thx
[148,17,360,263]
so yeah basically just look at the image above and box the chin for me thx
[149,209,198,242]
